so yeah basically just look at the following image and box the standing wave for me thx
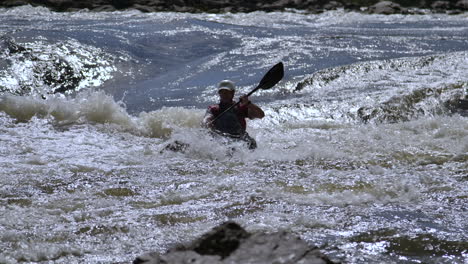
[0,90,204,138]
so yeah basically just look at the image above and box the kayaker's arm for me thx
[240,95,265,119]
[202,110,215,129]
[246,103,265,119]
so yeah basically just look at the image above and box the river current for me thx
[0,5,467,263]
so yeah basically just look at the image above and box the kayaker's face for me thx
[218,89,234,103]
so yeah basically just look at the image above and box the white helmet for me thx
[218,80,235,92]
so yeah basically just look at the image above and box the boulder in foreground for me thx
[134,221,337,264]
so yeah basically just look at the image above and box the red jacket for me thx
[207,102,249,132]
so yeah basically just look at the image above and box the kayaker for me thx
[202,80,265,149]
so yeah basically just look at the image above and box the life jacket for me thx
[207,102,249,136]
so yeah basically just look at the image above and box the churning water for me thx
[0,5,467,263]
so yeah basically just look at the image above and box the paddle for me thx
[210,62,284,124]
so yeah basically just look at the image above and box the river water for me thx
[0,5,467,263]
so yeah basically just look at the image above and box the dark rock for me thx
[1,0,30,7]
[455,0,468,10]
[133,252,161,264]
[133,221,337,264]
[112,0,132,9]
[457,99,468,110]
[431,1,452,12]
[65,7,84,12]
[199,0,231,8]
[41,0,80,11]
[367,1,408,14]
[222,6,234,12]
[172,5,195,12]
[90,0,114,9]
[91,5,117,12]
[342,2,361,11]
[431,1,451,9]
[227,231,334,264]
[261,0,293,11]
[179,221,250,258]
[43,58,83,94]
[1,36,27,54]
[0,0,464,13]
[323,1,343,10]
[131,4,157,12]
[447,9,463,14]
[355,83,467,124]
[0,36,88,95]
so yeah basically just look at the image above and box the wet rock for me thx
[134,221,337,264]
[36,0,79,11]
[342,2,361,11]
[43,58,83,94]
[228,231,334,264]
[455,0,468,10]
[112,0,132,9]
[0,36,97,95]
[367,1,408,14]
[323,1,343,10]
[0,0,465,13]
[431,1,452,12]
[1,36,27,54]
[431,1,451,9]
[172,5,195,12]
[91,5,117,12]
[131,4,157,12]
[182,221,250,258]
[261,0,293,11]
[457,99,468,110]
[0,0,30,7]
[356,84,467,124]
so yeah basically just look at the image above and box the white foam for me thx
[0,90,205,139]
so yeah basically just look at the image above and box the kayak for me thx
[211,131,257,150]
[161,131,257,154]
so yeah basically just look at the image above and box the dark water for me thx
[0,6,467,263]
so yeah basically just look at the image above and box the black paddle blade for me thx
[258,62,284,90]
